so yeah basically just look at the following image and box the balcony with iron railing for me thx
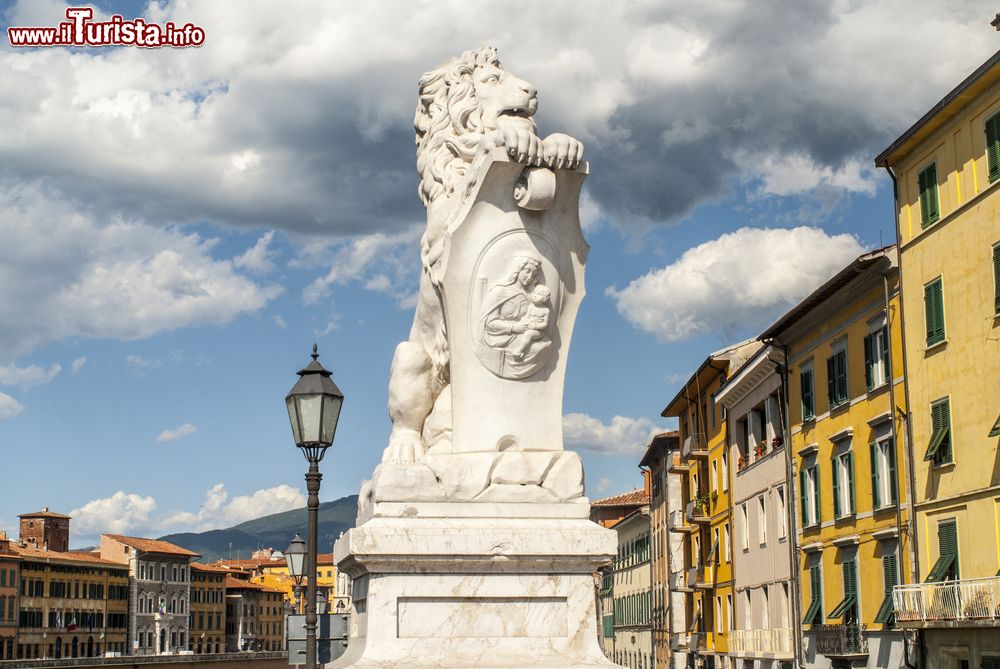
[728,628,794,658]
[682,434,709,459]
[893,576,1000,627]
[811,624,869,658]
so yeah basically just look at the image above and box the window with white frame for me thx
[743,590,751,629]
[713,527,721,565]
[865,314,890,390]
[740,503,749,551]
[716,595,723,633]
[712,459,719,493]
[775,486,786,540]
[802,461,820,527]
[757,494,767,545]
[832,441,856,518]
[724,522,731,561]
[871,428,898,509]
[727,593,734,632]
[761,585,770,629]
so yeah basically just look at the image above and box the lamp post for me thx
[284,531,307,614]
[285,344,344,669]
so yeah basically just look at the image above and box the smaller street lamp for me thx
[284,531,307,614]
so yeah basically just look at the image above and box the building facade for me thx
[0,532,20,659]
[100,534,198,656]
[611,506,653,669]
[11,545,129,659]
[716,345,795,669]
[224,577,284,652]
[876,47,1000,669]
[663,341,760,669]
[190,563,227,654]
[640,431,683,669]
[762,247,911,669]
[18,509,70,553]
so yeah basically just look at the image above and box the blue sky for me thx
[0,0,994,547]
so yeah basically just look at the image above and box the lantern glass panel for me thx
[285,550,305,579]
[285,398,302,445]
[296,395,323,444]
[321,395,343,445]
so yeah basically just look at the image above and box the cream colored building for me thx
[611,506,653,669]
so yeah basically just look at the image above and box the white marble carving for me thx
[330,47,617,669]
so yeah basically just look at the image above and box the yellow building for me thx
[875,48,1000,668]
[216,552,338,613]
[189,563,227,654]
[662,340,761,669]
[761,246,911,669]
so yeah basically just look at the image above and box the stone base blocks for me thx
[331,506,617,669]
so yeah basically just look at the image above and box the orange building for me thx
[0,532,20,659]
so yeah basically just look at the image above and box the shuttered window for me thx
[827,349,848,408]
[832,451,855,518]
[982,656,1000,669]
[918,163,940,227]
[803,563,823,625]
[870,438,898,509]
[828,560,858,620]
[924,278,946,346]
[924,399,952,464]
[874,552,899,625]
[925,519,959,582]
[864,326,890,390]
[801,365,815,421]
[987,113,1000,183]
[993,243,999,315]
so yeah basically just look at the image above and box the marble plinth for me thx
[329,513,617,669]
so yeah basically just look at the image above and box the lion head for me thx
[414,47,539,207]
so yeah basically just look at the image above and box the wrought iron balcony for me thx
[893,576,1000,626]
[811,623,868,658]
[728,628,794,657]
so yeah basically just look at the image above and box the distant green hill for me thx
[159,495,358,562]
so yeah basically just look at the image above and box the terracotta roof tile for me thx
[18,510,71,519]
[12,544,128,569]
[191,562,231,574]
[103,534,200,557]
[591,489,649,507]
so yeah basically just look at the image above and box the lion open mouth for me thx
[500,105,534,119]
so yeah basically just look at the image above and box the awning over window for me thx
[924,551,956,583]
[827,593,857,620]
[924,422,950,461]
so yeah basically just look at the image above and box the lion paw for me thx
[382,428,426,465]
[542,133,584,170]
[499,127,544,166]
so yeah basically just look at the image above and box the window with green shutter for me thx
[828,560,858,621]
[803,563,823,625]
[918,163,940,228]
[801,365,815,421]
[925,519,959,582]
[924,278,945,346]
[874,552,898,625]
[982,656,1000,669]
[827,348,848,408]
[924,399,952,464]
[987,113,1000,183]
[993,243,999,315]
[990,413,1000,438]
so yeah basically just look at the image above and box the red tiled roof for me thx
[18,510,71,519]
[191,562,231,574]
[12,544,127,569]
[213,558,285,570]
[591,489,649,507]
[225,576,282,593]
[103,534,200,557]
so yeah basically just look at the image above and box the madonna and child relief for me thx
[475,248,559,380]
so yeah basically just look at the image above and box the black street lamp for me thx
[284,531,307,614]
[285,344,343,669]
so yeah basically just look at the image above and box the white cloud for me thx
[158,483,305,533]
[70,491,157,539]
[273,314,288,329]
[596,478,611,494]
[744,153,878,197]
[0,362,61,388]
[0,183,281,362]
[234,231,277,275]
[125,355,162,371]
[71,357,87,373]
[563,413,662,456]
[0,393,25,421]
[608,227,864,342]
[156,423,197,443]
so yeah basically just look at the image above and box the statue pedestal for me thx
[330,507,616,669]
